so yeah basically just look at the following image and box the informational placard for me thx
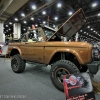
[63,73,95,100]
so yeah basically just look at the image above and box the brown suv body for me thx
[8,41,92,65]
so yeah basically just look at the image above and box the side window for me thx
[28,29,44,42]
[28,31,35,42]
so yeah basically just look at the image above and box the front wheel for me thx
[11,54,26,73]
[50,60,79,92]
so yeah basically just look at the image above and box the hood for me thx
[48,8,86,41]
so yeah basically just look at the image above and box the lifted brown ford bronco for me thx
[7,8,100,91]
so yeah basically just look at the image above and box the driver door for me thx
[20,28,45,63]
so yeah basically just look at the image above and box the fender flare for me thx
[10,47,22,56]
[49,49,83,64]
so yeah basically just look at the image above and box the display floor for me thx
[0,57,100,100]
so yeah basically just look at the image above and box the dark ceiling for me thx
[2,0,100,43]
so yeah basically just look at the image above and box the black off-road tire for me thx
[50,60,80,92]
[11,54,26,73]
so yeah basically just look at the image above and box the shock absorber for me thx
[61,52,65,60]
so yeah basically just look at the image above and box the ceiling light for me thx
[23,21,27,23]
[15,18,18,21]
[42,11,46,15]
[43,21,46,24]
[80,30,82,32]
[9,29,11,30]
[91,28,93,30]
[87,26,90,28]
[57,3,62,8]
[68,11,73,15]
[6,25,8,27]
[9,22,12,25]
[23,28,26,30]
[21,13,25,17]
[30,17,34,20]
[54,16,58,20]
[32,5,36,10]
[35,24,38,27]
[98,13,100,16]
[92,3,97,7]
[93,31,96,32]
[84,32,86,33]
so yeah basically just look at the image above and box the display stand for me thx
[63,73,95,100]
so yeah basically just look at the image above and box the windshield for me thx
[42,27,56,40]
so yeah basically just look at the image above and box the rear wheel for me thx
[11,54,25,73]
[50,60,79,92]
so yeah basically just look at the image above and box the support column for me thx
[75,32,79,41]
[13,23,21,39]
[0,22,5,42]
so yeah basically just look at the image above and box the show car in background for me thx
[0,43,4,54]
[7,8,100,92]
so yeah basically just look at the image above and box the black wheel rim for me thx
[55,68,70,85]
[12,58,19,71]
